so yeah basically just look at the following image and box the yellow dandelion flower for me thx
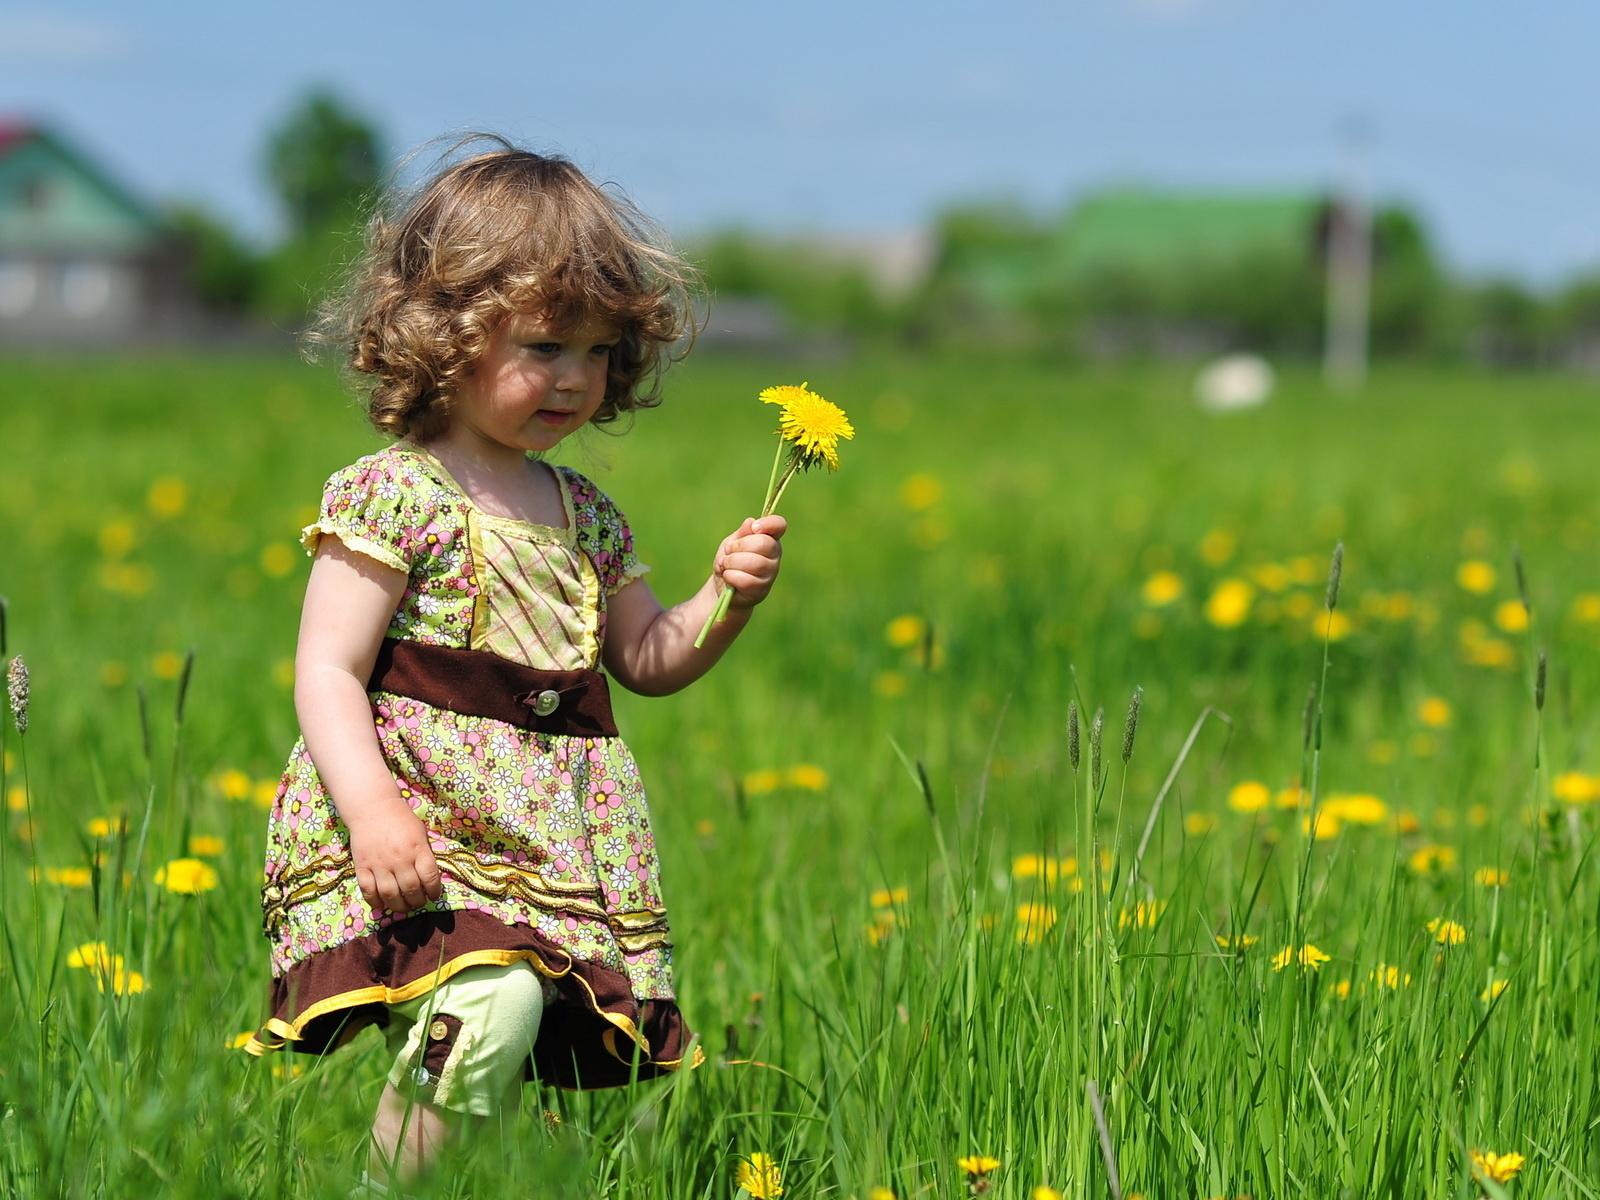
[1370,962,1412,989]
[1216,934,1258,951]
[271,1062,304,1080]
[1463,637,1515,669]
[1227,780,1270,813]
[154,857,219,894]
[898,472,943,511]
[735,1151,784,1198]
[1301,810,1342,840]
[1204,579,1255,628]
[742,769,782,796]
[1426,917,1467,946]
[1033,1189,1064,1200]
[271,658,295,689]
[760,381,853,471]
[1323,793,1388,826]
[1481,979,1510,1002]
[67,942,117,971]
[1468,1149,1525,1183]
[870,886,909,908]
[1456,559,1496,594]
[1571,593,1600,623]
[252,779,279,809]
[1494,599,1530,633]
[213,769,252,801]
[694,818,716,838]
[94,963,146,996]
[1015,902,1058,945]
[44,866,93,888]
[1271,943,1331,971]
[869,1189,897,1200]
[957,1156,1001,1176]
[1183,812,1217,836]
[1312,610,1353,641]
[1553,771,1600,804]
[99,517,137,557]
[6,786,26,812]
[1118,900,1166,930]
[1141,570,1184,607]
[146,475,188,518]
[866,920,894,946]
[784,763,829,791]
[1275,785,1308,810]
[1474,866,1509,888]
[885,613,927,648]
[151,651,185,680]
[1199,529,1236,565]
[1417,697,1453,728]
[187,834,225,857]
[1332,978,1353,999]
[1251,562,1291,592]
[86,815,128,839]
[1408,844,1457,875]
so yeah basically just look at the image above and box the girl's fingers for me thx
[416,853,443,900]
[357,866,378,907]
[395,867,426,911]
[721,551,776,577]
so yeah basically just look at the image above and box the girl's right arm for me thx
[294,538,443,915]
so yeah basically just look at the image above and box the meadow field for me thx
[3,352,1599,1198]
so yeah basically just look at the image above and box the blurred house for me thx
[0,120,206,348]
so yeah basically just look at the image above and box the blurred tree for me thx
[263,89,383,238]
[257,88,385,324]
[165,202,261,311]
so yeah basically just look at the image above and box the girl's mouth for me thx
[536,410,574,426]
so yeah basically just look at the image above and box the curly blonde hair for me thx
[308,134,700,442]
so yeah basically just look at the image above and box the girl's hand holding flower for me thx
[713,515,788,610]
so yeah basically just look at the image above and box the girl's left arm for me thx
[602,515,787,696]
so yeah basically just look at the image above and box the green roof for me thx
[0,126,164,252]
[1057,189,1325,278]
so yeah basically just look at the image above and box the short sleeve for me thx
[563,468,650,597]
[298,453,422,574]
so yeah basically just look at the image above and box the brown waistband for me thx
[367,638,618,739]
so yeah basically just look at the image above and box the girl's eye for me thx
[526,342,562,355]
[590,344,615,357]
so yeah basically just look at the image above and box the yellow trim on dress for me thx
[300,521,410,574]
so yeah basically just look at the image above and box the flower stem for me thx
[694,443,800,649]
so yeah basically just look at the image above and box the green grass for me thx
[3,352,1599,1197]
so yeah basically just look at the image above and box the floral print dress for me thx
[247,440,696,1089]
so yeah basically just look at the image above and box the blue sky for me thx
[2,1,1594,285]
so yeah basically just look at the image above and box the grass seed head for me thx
[1090,706,1105,791]
[1121,685,1143,764]
[5,656,27,736]
[1067,701,1081,771]
[1325,542,1344,611]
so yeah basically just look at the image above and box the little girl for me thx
[243,138,787,1193]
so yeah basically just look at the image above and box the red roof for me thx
[0,119,38,157]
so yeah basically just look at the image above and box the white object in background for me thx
[1194,353,1274,413]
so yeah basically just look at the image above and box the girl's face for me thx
[451,311,619,456]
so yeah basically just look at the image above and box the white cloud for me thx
[0,12,134,65]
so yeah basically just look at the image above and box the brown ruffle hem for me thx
[244,908,702,1090]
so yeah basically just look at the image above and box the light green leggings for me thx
[382,960,556,1117]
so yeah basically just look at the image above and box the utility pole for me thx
[1323,118,1373,390]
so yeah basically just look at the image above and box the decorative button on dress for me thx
[247,441,699,1089]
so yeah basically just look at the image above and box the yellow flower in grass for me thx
[1012,853,1074,884]
[1332,979,1353,1000]
[1469,1149,1525,1183]
[151,650,185,680]
[1312,610,1352,641]
[784,764,829,791]
[154,857,219,894]
[44,866,93,888]
[67,942,117,971]
[1553,771,1600,804]
[1205,579,1254,628]
[869,1189,897,1200]
[1118,900,1166,930]
[188,835,225,857]
[1199,529,1236,565]
[760,382,854,470]
[214,769,252,801]
[1409,844,1457,875]
[94,963,146,996]
[1456,559,1496,594]
[86,815,128,839]
[1322,793,1388,826]
[260,543,297,578]
[1494,599,1530,633]
[6,786,27,812]
[735,1151,784,1198]
[885,614,927,648]
[1183,812,1217,836]
[1481,979,1510,1002]
[898,472,943,511]
[1370,962,1412,989]
[1015,902,1057,945]
[1271,944,1331,972]
[147,475,188,518]
[1216,934,1258,951]
[1033,1189,1063,1200]
[1141,570,1184,607]
[252,779,279,808]
[1227,781,1270,813]
[1474,867,1509,888]
[1427,917,1467,946]
[870,886,908,908]
[1301,810,1342,841]
[957,1155,1001,1176]
[1417,697,1453,728]
[742,769,782,796]
[1572,593,1600,623]
[873,670,908,699]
